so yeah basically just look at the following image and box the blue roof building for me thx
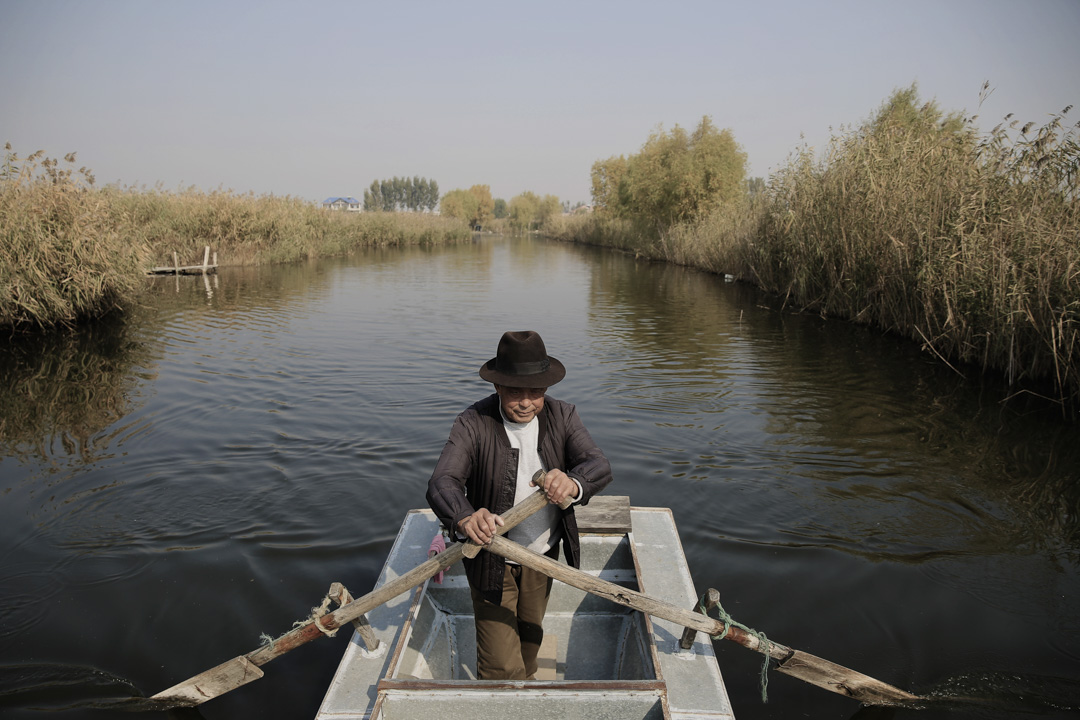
[322,197,361,212]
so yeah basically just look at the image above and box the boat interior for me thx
[373,502,672,719]
[393,536,657,681]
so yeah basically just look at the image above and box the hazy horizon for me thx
[3,0,1078,205]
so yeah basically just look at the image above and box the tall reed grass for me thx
[757,87,1078,407]
[1,145,473,328]
[1,146,148,327]
[553,87,1080,409]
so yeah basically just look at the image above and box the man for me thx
[426,330,613,680]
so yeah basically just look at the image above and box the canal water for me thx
[1,235,1077,720]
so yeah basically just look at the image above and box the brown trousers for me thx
[470,547,558,680]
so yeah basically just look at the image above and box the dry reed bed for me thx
[111,188,472,268]
[1,148,147,328]
[1,145,472,328]
[548,88,1080,409]
[758,90,1078,401]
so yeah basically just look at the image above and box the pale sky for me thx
[2,0,1078,206]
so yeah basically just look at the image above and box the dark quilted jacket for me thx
[426,393,613,603]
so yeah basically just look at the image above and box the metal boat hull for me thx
[316,505,733,719]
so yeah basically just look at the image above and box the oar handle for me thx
[532,469,575,510]
[459,470,572,558]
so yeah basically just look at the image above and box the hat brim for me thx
[479,356,565,387]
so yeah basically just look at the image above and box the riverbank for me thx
[546,89,1080,411]
[5,86,1076,407]
[0,145,472,328]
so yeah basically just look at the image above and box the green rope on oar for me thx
[699,592,773,703]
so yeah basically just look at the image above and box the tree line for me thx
[438,185,571,233]
[591,116,747,229]
[508,192,561,231]
[364,176,440,212]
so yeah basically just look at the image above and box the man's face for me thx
[495,385,547,423]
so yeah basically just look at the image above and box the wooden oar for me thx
[484,533,921,707]
[152,478,570,707]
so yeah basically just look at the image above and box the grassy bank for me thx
[547,88,1080,409]
[1,146,472,328]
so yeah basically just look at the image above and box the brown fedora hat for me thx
[479,331,565,387]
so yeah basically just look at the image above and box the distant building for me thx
[322,197,361,212]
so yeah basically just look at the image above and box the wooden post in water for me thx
[202,246,210,274]
[173,252,179,274]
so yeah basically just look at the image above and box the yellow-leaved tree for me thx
[441,185,494,229]
[591,116,746,230]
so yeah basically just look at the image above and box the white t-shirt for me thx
[501,411,561,557]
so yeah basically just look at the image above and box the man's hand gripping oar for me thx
[150,471,569,707]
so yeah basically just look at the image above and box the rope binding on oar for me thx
[698,591,773,703]
[306,594,339,637]
[258,591,341,649]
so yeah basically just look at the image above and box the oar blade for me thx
[151,656,264,706]
[776,649,919,706]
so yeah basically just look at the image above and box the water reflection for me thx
[572,246,1080,566]
[0,312,152,466]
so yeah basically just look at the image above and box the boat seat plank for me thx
[576,495,631,534]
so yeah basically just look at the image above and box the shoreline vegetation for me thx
[547,87,1079,412]
[0,145,472,329]
[3,85,1077,409]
